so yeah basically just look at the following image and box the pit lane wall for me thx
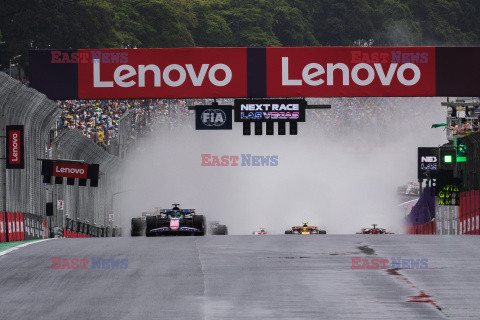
[456,133,480,235]
[406,221,435,234]
[407,131,480,235]
[0,72,122,241]
[435,199,459,235]
[459,191,480,235]
[405,187,436,234]
[405,188,461,235]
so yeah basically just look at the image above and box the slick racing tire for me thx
[285,230,293,234]
[131,218,143,237]
[318,230,327,234]
[193,215,206,236]
[145,216,157,237]
[215,225,228,235]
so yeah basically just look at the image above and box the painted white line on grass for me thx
[0,239,53,257]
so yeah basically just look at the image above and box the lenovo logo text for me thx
[93,59,232,88]
[282,57,421,87]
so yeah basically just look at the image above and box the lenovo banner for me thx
[6,125,24,169]
[30,47,480,99]
[53,162,88,179]
[266,47,436,97]
[31,48,247,99]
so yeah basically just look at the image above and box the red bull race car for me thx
[285,222,326,235]
[253,228,269,235]
[356,224,393,234]
[143,204,206,236]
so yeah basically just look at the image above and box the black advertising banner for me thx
[196,105,232,130]
[40,160,99,187]
[6,125,24,169]
[418,147,438,179]
[234,99,306,123]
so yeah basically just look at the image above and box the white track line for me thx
[0,239,52,257]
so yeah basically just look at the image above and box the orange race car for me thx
[285,222,326,235]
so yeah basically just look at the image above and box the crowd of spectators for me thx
[55,98,213,150]
[57,96,440,150]
[306,97,442,143]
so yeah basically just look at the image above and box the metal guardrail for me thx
[0,72,122,234]
[52,129,122,230]
[0,72,60,215]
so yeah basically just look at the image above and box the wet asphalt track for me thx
[0,235,479,319]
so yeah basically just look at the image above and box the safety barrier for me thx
[0,212,48,242]
[459,191,480,235]
[406,221,436,234]
[0,73,122,236]
[0,72,60,216]
[408,190,480,235]
[62,217,120,238]
[52,129,122,231]
[63,230,91,238]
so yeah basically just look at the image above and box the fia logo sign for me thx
[201,109,227,127]
[196,104,232,130]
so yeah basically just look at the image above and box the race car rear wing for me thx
[292,226,317,230]
[160,209,196,213]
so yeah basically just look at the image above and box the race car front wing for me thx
[150,227,202,233]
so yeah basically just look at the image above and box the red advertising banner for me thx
[266,47,436,97]
[19,212,24,240]
[43,218,48,239]
[53,162,88,179]
[77,48,247,99]
[9,212,15,241]
[0,212,4,242]
[15,212,20,241]
[29,47,480,99]
[6,125,24,169]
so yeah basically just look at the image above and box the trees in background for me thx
[1,0,480,73]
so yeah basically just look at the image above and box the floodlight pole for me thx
[37,158,87,237]
[1,97,6,241]
[110,190,132,227]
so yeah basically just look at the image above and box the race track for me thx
[0,235,479,319]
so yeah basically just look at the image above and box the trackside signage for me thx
[234,99,306,122]
[78,48,247,99]
[195,104,232,130]
[418,147,438,179]
[29,47,480,99]
[267,47,435,97]
[53,162,88,179]
[6,125,24,169]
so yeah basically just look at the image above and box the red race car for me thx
[357,224,393,234]
[253,228,269,235]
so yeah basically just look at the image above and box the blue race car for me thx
[145,204,206,236]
